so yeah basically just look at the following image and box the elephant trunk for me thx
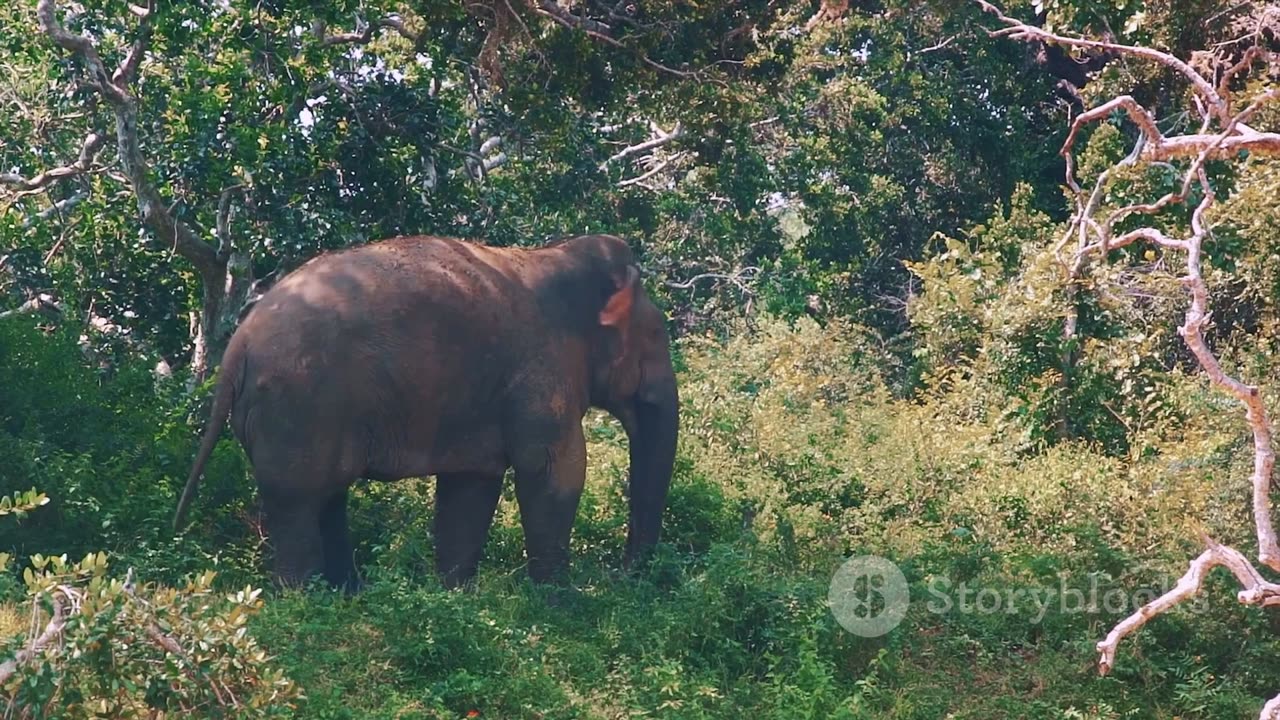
[623,376,679,569]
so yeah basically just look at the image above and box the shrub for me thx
[0,489,299,719]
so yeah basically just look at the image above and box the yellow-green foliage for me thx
[0,604,22,640]
[1,499,299,719]
[663,314,1255,569]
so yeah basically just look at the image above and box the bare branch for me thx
[1059,96,1162,192]
[665,267,761,291]
[110,0,153,88]
[319,15,420,46]
[1146,129,1280,161]
[0,293,65,321]
[1217,46,1280,102]
[917,35,958,55]
[618,151,687,187]
[533,1,701,79]
[1079,227,1189,256]
[0,588,67,685]
[982,6,1280,713]
[1089,88,1280,239]
[1098,543,1280,676]
[0,132,105,192]
[975,0,1228,122]
[601,121,682,169]
[22,191,87,229]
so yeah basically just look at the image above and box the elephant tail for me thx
[173,344,243,531]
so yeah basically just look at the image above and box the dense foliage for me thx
[3,0,1280,717]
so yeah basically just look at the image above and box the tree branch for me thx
[1217,46,1279,103]
[975,0,1228,122]
[532,1,701,78]
[1098,542,1280,676]
[0,132,105,193]
[978,7,1280,715]
[665,266,761,292]
[318,15,420,46]
[0,293,65,321]
[215,184,246,262]
[110,0,153,88]
[618,151,687,187]
[37,0,240,380]
[37,0,221,280]
[22,191,88,229]
[601,121,682,169]
[0,587,68,685]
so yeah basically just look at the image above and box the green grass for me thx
[5,316,1280,718]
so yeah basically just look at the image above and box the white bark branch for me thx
[1098,543,1280,676]
[601,121,682,170]
[22,191,88,228]
[980,4,1280,716]
[976,0,1228,122]
[665,266,761,292]
[618,153,683,187]
[0,293,65,321]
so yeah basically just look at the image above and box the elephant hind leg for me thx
[319,488,361,593]
[434,472,504,589]
[261,491,325,589]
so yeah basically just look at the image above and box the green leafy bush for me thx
[0,318,259,584]
[0,490,299,718]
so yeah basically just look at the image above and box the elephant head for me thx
[570,236,681,569]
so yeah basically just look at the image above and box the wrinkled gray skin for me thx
[174,234,679,591]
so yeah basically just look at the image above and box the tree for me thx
[3,0,1069,383]
[980,1,1280,715]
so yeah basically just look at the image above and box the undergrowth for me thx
[3,314,1279,718]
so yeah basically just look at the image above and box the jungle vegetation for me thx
[3,0,1280,717]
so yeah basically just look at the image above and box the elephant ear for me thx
[599,265,639,356]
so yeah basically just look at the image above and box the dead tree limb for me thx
[602,121,683,169]
[980,2,1280,716]
[0,587,70,686]
[976,0,1230,122]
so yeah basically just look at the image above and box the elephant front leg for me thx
[434,472,504,589]
[319,488,361,593]
[513,428,587,584]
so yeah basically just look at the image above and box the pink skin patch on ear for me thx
[599,265,638,328]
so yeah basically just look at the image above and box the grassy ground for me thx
[240,318,1280,719]
[4,316,1280,718]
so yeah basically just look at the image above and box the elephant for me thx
[172,233,680,591]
